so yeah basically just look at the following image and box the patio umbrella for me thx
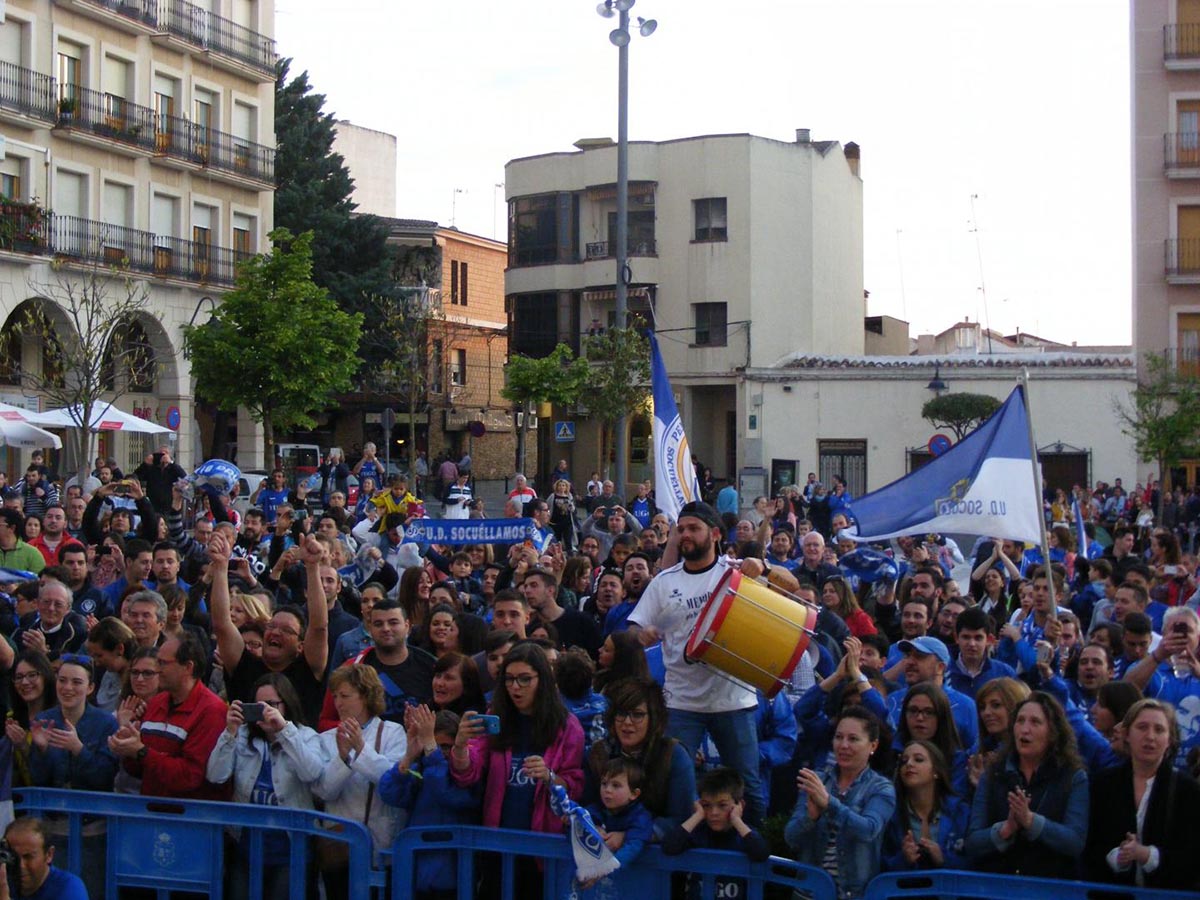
[0,408,62,448]
[35,402,171,434]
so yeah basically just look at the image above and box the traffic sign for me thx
[554,421,576,443]
[928,433,952,456]
[166,406,181,431]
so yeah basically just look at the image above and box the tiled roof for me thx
[778,352,1135,370]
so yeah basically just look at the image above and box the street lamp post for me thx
[597,0,655,493]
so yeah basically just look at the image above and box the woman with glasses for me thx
[451,642,583,890]
[895,683,970,798]
[206,672,325,900]
[113,647,160,795]
[4,650,57,787]
[585,676,695,837]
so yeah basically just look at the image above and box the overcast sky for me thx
[275,0,1130,345]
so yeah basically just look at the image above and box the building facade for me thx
[1133,0,1200,489]
[0,0,276,475]
[332,120,396,219]
[505,130,864,491]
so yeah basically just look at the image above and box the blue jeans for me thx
[666,705,765,825]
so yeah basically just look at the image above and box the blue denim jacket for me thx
[785,765,896,899]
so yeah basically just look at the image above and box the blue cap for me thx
[897,635,950,666]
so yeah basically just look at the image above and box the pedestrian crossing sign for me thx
[554,421,576,442]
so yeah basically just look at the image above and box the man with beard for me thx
[316,598,435,730]
[600,552,653,635]
[627,501,792,826]
[583,568,625,632]
[1070,642,1113,711]
[208,531,329,724]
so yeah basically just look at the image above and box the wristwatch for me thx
[136,747,148,762]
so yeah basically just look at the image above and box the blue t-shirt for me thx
[628,497,652,528]
[27,867,89,900]
[247,742,289,864]
[257,487,290,524]
[499,716,538,830]
[1149,673,1200,769]
[358,460,383,488]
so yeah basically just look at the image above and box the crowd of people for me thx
[0,447,1197,898]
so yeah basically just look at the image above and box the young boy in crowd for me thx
[662,768,770,899]
[555,649,608,753]
[584,758,653,876]
[378,707,479,900]
[444,552,484,614]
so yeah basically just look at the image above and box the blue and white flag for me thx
[649,331,701,521]
[1072,498,1092,560]
[849,386,1042,544]
[548,783,620,883]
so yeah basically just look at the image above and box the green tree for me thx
[1115,352,1200,518]
[502,344,589,474]
[921,392,1003,442]
[273,59,394,358]
[183,229,363,468]
[581,326,651,477]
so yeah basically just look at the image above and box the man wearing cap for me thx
[627,500,793,825]
[884,635,979,752]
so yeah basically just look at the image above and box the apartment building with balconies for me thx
[0,0,275,473]
[504,130,863,491]
[1133,0,1200,489]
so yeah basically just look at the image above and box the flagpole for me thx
[1020,369,1057,620]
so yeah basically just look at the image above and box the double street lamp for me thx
[596,0,655,492]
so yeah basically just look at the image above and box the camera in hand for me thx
[0,838,16,868]
[241,702,264,724]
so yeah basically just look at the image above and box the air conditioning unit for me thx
[516,412,539,429]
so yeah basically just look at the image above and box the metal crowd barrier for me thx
[863,870,1195,900]
[13,788,381,900]
[390,825,838,900]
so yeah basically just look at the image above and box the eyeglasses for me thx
[906,707,937,719]
[130,668,158,679]
[614,710,649,723]
[265,623,301,638]
[503,673,538,688]
[13,672,43,683]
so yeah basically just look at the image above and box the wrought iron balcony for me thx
[1165,238,1200,279]
[1165,23,1200,63]
[0,207,243,287]
[56,85,158,152]
[156,0,277,76]
[1160,347,1200,379]
[0,60,57,122]
[153,110,274,183]
[583,237,657,260]
[1164,133,1200,173]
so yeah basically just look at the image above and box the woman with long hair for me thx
[883,739,970,871]
[1084,699,1200,890]
[978,568,1011,623]
[431,652,485,716]
[970,677,1031,788]
[206,672,325,900]
[965,692,1089,878]
[592,630,651,696]
[451,642,583,897]
[558,556,594,612]
[424,604,461,658]
[584,676,695,837]
[895,683,969,797]
[821,575,877,637]
[397,566,433,630]
[4,650,57,787]
[786,707,896,899]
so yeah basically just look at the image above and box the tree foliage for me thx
[10,261,154,483]
[183,229,363,468]
[921,392,1003,442]
[581,326,652,474]
[273,60,394,334]
[1115,352,1200,518]
[502,344,589,473]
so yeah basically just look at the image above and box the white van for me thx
[274,443,322,489]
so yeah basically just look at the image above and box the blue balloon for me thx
[838,548,899,584]
[192,459,241,495]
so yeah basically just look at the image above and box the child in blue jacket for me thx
[378,707,481,899]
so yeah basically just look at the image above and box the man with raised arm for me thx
[207,531,329,724]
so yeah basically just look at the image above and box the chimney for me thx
[843,141,860,176]
[795,128,811,144]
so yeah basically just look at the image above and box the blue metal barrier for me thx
[864,870,1196,900]
[391,825,838,900]
[13,788,382,900]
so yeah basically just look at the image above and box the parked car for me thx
[233,470,269,517]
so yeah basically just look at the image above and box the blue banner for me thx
[404,517,535,545]
[850,386,1042,543]
[649,330,701,521]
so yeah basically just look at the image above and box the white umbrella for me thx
[35,402,172,434]
[0,402,63,448]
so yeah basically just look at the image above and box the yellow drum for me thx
[685,568,818,698]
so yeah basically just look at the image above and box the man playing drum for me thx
[628,501,797,825]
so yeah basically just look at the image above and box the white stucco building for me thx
[0,0,276,475]
[333,120,397,218]
[505,129,864,489]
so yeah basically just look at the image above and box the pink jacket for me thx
[450,715,584,834]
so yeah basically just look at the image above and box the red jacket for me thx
[126,680,230,800]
